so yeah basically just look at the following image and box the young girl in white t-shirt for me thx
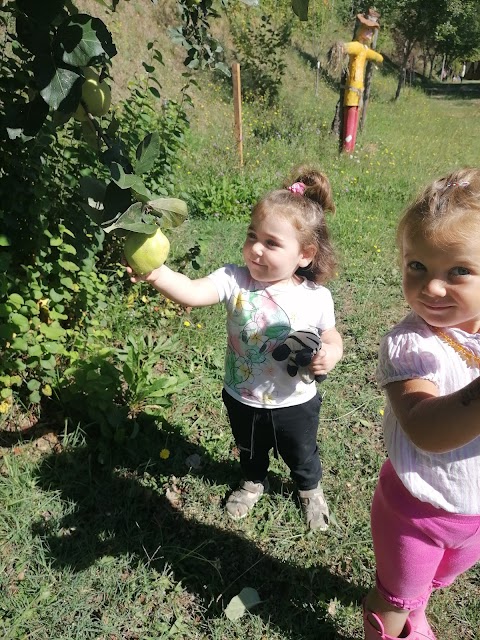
[365,168,480,639]
[126,166,343,530]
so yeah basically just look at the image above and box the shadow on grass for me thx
[294,46,341,93]
[30,417,364,640]
[422,80,480,100]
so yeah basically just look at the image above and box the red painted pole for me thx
[343,105,359,152]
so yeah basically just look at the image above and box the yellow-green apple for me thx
[124,228,170,275]
[74,68,111,121]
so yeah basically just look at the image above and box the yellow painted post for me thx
[232,62,243,167]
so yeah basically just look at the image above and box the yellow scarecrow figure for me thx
[342,8,383,152]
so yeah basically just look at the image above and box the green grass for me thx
[2,6,480,638]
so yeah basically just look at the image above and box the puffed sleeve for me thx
[376,326,440,388]
[207,264,237,303]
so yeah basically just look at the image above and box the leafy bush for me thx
[0,121,112,405]
[114,45,192,197]
[58,332,188,461]
[0,14,190,411]
[229,11,293,105]
[185,173,260,220]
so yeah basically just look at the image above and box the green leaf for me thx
[43,342,63,355]
[8,294,24,308]
[58,260,80,272]
[292,0,309,21]
[29,390,41,404]
[102,203,158,234]
[6,93,49,139]
[110,163,148,191]
[60,277,75,290]
[61,244,77,255]
[34,58,82,112]
[146,198,188,229]
[40,322,65,340]
[49,289,65,303]
[123,363,134,386]
[131,183,153,204]
[225,588,261,621]
[28,344,43,357]
[10,337,29,352]
[10,313,30,332]
[40,355,57,370]
[134,132,160,175]
[81,118,101,151]
[53,14,117,67]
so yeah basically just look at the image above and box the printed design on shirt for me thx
[225,289,290,400]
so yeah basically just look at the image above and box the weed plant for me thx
[2,20,480,640]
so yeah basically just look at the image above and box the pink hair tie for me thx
[287,181,306,195]
[446,181,470,187]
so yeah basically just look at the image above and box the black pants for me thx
[222,389,323,491]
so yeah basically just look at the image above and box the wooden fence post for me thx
[232,62,243,168]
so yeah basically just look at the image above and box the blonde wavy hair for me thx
[397,167,480,250]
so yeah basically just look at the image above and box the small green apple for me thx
[74,68,111,121]
[124,228,170,275]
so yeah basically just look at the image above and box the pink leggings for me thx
[371,459,480,610]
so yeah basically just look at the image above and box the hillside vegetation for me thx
[1,1,480,639]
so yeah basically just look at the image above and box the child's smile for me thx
[243,213,314,286]
[402,232,480,333]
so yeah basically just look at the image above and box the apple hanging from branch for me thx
[74,67,112,121]
[80,132,188,273]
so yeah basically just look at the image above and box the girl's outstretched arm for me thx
[310,327,343,376]
[127,264,220,307]
[386,377,480,453]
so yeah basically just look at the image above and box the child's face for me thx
[402,230,480,333]
[243,213,313,286]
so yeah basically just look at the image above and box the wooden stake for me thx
[359,21,379,132]
[232,62,243,168]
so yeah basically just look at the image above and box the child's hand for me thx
[124,261,159,284]
[309,331,343,376]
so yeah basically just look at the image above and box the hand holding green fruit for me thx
[124,228,170,276]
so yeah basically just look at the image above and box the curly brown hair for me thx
[251,165,337,284]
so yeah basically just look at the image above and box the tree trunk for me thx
[331,67,347,154]
[395,40,413,100]
[359,23,380,132]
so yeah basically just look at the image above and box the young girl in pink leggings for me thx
[364,167,480,639]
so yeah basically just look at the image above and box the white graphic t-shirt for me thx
[208,264,336,409]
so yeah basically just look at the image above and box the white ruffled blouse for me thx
[377,311,480,514]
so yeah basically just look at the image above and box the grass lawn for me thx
[1,24,480,639]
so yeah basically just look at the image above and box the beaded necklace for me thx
[429,325,480,368]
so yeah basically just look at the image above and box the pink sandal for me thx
[363,601,415,640]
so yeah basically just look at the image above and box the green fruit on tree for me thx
[124,228,170,275]
[74,68,111,121]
